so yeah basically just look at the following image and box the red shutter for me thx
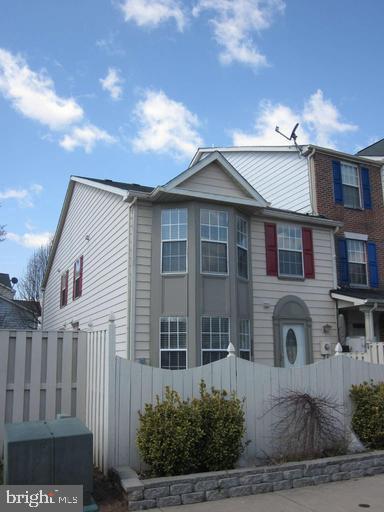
[79,255,83,296]
[72,262,76,300]
[302,228,315,279]
[264,223,278,276]
[65,270,69,305]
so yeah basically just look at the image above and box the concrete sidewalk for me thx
[157,474,384,512]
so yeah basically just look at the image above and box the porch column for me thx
[360,306,374,346]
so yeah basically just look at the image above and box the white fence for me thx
[349,342,384,364]
[0,329,87,455]
[85,321,384,473]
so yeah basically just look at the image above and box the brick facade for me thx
[313,151,384,288]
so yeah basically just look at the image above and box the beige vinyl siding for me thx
[179,162,252,199]
[43,183,129,357]
[251,217,337,365]
[199,151,311,212]
[134,202,153,362]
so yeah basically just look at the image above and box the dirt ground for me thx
[93,468,128,512]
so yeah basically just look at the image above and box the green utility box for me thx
[4,418,93,505]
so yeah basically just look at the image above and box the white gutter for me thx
[260,208,342,228]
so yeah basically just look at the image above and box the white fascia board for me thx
[330,292,366,307]
[344,232,368,241]
[153,186,263,208]
[260,208,342,228]
[190,145,301,166]
[71,176,129,199]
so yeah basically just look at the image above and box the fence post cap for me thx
[335,342,343,356]
[109,313,115,322]
[227,342,235,358]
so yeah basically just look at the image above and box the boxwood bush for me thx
[137,382,245,477]
[350,382,384,448]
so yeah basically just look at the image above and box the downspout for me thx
[126,197,138,361]
[306,147,318,215]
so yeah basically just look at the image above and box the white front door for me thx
[282,324,306,367]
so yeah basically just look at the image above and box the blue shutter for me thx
[338,238,349,286]
[367,242,379,288]
[361,167,372,209]
[332,160,343,204]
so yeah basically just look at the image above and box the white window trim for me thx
[346,239,369,288]
[341,161,362,209]
[344,232,368,241]
[277,223,304,278]
[200,209,229,276]
[201,316,230,363]
[160,208,188,275]
[159,316,188,369]
[236,216,249,280]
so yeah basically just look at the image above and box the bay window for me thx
[160,317,187,369]
[201,209,228,274]
[237,217,248,279]
[201,316,229,364]
[161,208,187,273]
[239,319,251,360]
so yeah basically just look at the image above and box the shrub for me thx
[194,382,246,471]
[137,388,202,476]
[267,390,346,460]
[350,382,384,448]
[137,382,245,476]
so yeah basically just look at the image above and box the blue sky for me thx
[1,0,383,280]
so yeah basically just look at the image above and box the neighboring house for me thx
[41,152,340,367]
[192,144,384,349]
[0,273,40,329]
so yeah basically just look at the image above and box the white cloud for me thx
[132,89,203,159]
[59,124,116,153]
[193,0,285,68]
[7,231,52,248]
[0,48,83,130]
[232,90,357,148]
[0,184,43,207]
[119,0,186,31]
[302,90,358,147]
[100,68,123,100]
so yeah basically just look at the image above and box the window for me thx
[73,256,83,299]
[237,217,248,279]
[160,317,187,370]
[239,319,251,360]
[60,271,68,307]
[201,316,229,364]
[161,208,187,273]
[347,239,367,286]
[277,225,303,277]
[201,210,228,274]
[341,163,360,208]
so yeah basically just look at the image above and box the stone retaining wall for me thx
[117,451,384,510]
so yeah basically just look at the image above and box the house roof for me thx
[356,138,384,157]
[331,288,384,306]
[0,273,12,289]
[72,176,154,194]
[14,300,41,316]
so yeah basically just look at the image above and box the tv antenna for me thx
[275,123,304,155]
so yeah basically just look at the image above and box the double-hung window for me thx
[160,317,187,369]
[60,270,69,307]
[201,210,228,274]
[161,208,187,273]
[73,256,83,299]
[277,225,303,277]
[239,319,251,360]
[201,316,229,364]
[341,163,360,209]
[347,239,367,286]
[237,217,249,279]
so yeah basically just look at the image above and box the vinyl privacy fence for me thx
[0,329,87,455]
[349,342,384,364]
[88,320,384,473]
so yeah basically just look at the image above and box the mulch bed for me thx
[92,468,128,512]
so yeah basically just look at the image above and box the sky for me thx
[1,0,383,280]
